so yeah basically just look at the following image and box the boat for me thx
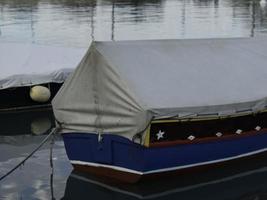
[52,37,267,183]
[0,42,85,111]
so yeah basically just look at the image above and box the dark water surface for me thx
[2,0,267,199]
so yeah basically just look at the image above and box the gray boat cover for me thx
[0,42,86,89]
[52,38,267,141]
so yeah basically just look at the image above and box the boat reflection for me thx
[0,108,55,135]
[63,154,267,200]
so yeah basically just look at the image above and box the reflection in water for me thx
[111,0,115,40]
[0,135,72,199]
[63,145,267,199]
[0,109,71,199]
[63,163,267,200]
[251,0,256,37]
[0,109,54,135]
[31,117,52,135]
[50,134,55,200]
[1,0,267,47]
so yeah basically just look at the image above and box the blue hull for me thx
[62,132,267,182]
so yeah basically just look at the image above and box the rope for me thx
[0,127,58,181]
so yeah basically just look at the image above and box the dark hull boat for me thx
[52,38,267,183]
[63,114,267,183]
[0,83,62,111]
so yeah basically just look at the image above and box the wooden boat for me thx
[52,38,267,183]
[0,42,85,111]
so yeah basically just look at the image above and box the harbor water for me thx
[1,0,267,47]
[1,0,267,199]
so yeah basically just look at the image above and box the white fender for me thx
[30,85,51,103]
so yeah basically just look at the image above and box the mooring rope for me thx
[0,127,58,181]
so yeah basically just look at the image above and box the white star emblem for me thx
[255,126,261,131]
[156,130,165,140]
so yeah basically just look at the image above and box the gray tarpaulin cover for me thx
[52,38,267,141]
[0,42,86,89]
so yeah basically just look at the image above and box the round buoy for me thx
[30,85,51,103]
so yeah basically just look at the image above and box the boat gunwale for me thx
[149,128,267,148]
[151,109,267,124]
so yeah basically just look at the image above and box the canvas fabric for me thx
[52,38,267,142]
[0,42,85,89]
